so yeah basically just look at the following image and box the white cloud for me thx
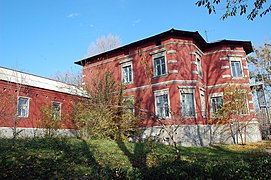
[67,13,80,18]
[132,19,141,26]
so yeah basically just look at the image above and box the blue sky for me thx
[1,0,270,78]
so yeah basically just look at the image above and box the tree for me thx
[195,0,271,20]
[86,34,121,56]
[248,42,271,138]
[37,104,63,137]
[50,68,82,86]
[0,70,27,138]
[73,70,141,140]
[248,42,271,87]
[212,84,252,144]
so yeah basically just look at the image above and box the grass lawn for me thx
[0,138,270,179]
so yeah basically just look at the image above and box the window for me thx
[240,101,249,115]
[231,61,242,78]
[181,93,195,118]
[154,90,170,119]
[154,56,167,76]
[123,96,135,114]
[238,94,249,115]
[197,56,203,77]
[52,102,61,120]
[179,88,196,118]
[151,49,167,77]
[122,64,133,84]
[210,96,223,116]
[17,97,30,118]
[200,90,206,117]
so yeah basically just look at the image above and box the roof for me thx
[75,28,253,66]
[0,66,86,96]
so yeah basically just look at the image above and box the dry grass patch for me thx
[223,141,271,151]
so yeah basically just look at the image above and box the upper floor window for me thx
[17,97,30,118]
[52,102,61,120]
[180,91,196,118]
[154,89,170,119]
[231,60,243,78]
[154,56,167,77]
[122,63,133,84]
[151,49,167,77]
[197,56,203,78]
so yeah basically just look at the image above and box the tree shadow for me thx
[116,140,149,177]
[0,137,103,179]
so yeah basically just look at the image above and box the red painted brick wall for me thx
[82,36,254,127]
[0,80,77,129]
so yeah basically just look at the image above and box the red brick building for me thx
[0,66,81,137]
[75,29,261,145]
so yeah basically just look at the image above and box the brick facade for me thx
[75,29,254,126]
[0,66,81,137]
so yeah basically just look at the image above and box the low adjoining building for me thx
[0,66,82,138]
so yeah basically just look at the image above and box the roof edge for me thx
[75,29,253,65]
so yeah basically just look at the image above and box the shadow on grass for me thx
[1,138,271,179]
[116,141,148,169]
[0,138,103,179]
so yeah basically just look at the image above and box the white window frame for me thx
[52,101,62,120]
[196,54,203,78]
[238,93,250,115]
[209,92,223,118]
[179,87,196,118]
[154,89,171,119]
[200,89,206,118]
[17,96,30,118]
[152,50,167,77]
[230,57,243,78]
[123,96,135,114]
[121,61,133,84]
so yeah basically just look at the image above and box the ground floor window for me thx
[210,96,223,117]
[154,89,170,119]
[123,96,135,114]
[200,89,206,118]
[181,93,196,118]
[17,97,30,118]
[179,87,196,118]
[52,102,61,120]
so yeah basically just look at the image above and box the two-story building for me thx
[75,29,262,146]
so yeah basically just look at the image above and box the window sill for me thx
[17,116,29,119]
[152,73,168,79]
[155,116,171,120]
[232,77,244,79]
[123,82,133,85]
[182,116,196,119]
[240,113,250,116]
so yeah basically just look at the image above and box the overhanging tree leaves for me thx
[248,42,271,86]
[248,42,271,110]
[195,0,271,20]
